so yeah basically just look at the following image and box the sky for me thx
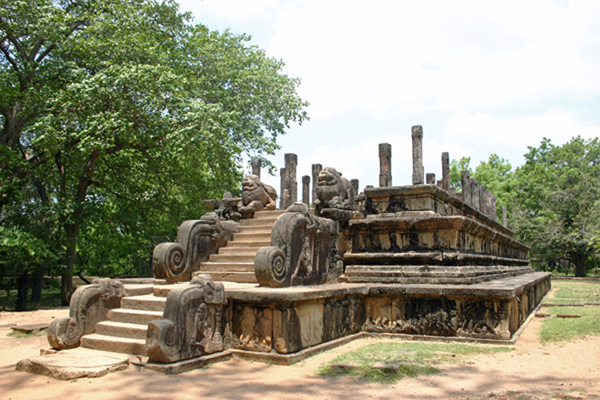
[177,0,600,195]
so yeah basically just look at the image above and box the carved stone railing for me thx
[254,203,335,287]
[153,213,238,283]
[146,275,229,363]
[47,278,126,349]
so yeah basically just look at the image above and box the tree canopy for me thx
[0,0,308,308]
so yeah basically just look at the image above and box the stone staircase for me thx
[198,210,284,283]
[79,210,284,356]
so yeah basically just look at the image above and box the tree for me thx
[512,137,600,277]
[449,154,516,220]
[1,0,308,305]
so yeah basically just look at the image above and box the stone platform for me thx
[224,271,550,358]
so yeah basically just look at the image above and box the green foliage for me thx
[7,329,47,338]
[512,137,600,276]
[0,0,308,303]
[318,341,510,383]
[449,156,471,191]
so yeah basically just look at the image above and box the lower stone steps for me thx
[95,321,148,340]
[81,333,146,356]
[108,308,163,325]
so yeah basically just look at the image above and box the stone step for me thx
[81,333,146,356]
[120,295,166,312]
[253,210,285,219]
[95,321,148,340]
[225,240,271,248]
[208,254,255,263]
[237,225,273,234]
[218,246,260,255]
[108,309,163,325]
[123,284,154,297]
[201,262,255,272]
[232,232,271,241]
[204,271,258,284]
[240,218,278,226]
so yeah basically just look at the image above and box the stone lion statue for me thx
[314,167,355,213]
[238,175,277,213]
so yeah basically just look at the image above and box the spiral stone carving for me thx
[152,213,238,283]
[146,275,227,364]
[254,203,335,288]
[47,278,126,350]
[255,247,287,287]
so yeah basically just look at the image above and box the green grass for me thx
[318,341,511,383]
[7,329,47,338]
[543,283,600,304]
[0,286,62,311]
[540,306,600,343]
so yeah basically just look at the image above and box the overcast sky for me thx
[178,0,600,195]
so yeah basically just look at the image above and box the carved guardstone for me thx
[48,279,126,349]
[146,275,228,363]
[254,203,335,287]
[153,213,238,283]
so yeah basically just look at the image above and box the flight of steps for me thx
[80,284,164,356]
[79,210,284,356]
[198,209,285,283]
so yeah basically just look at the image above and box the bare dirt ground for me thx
[1,301,599,399]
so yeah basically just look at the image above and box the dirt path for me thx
[1,306,599,400]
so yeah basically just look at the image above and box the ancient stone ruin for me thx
[38,126,550,375]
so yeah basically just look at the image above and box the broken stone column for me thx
[426,173,436,185]
[491,195,497,221]
[412,125,424,185]
[442,152,450,191]
[502,206,508,227]
[436,180,443,188]
[302,176,310,205]
[484,190,493,219]
[470,178,480,211]
[379,143,392,187]
[479,184,487,215]
[280,153,298,210]
[461,170,471,206]
[251,157,262,178]
[280,167,287,209]
[311,163,322,206]
[351,179,359,195]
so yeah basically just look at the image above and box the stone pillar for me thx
[251,157,262,178]
[502,206,508,227]
[411,125,424,185]
[426,173,435,185]
[280,167,287,209]
[491,195,497,221]
[302,176,310,205]
[461,170,471,206]
[351,179,359,195]
[379,143,392,187]
[442,152,450,191]
[479,184,487,215]
[311,164,322,206]
[484,191,493,219]
[470,178,480,211]
[436,180,443,188]
[284,153,297,207]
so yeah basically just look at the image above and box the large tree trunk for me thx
[61,224,80,306]
[31,268,44,302]
[16,270,29,311]
[573,253,587,277]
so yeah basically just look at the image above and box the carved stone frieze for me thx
[153,212,238,283]
[48,279,126,350]
[146,275,229,363]
[254,203,335,287]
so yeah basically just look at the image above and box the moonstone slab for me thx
[16,350,129,380]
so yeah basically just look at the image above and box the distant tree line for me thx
[451,137,600,278]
